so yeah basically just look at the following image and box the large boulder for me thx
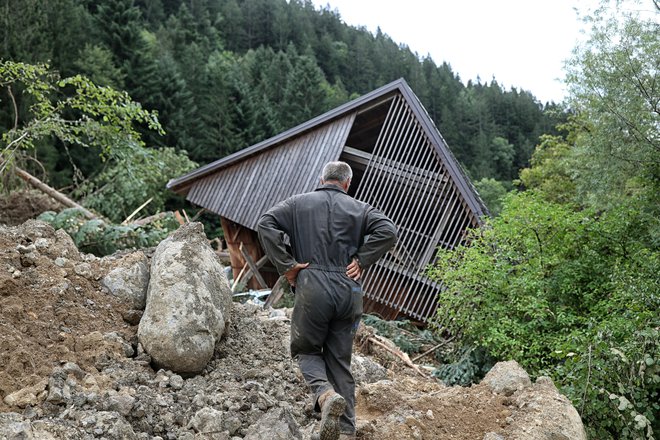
[138,223,232,374]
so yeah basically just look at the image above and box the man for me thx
[257,161,397,440]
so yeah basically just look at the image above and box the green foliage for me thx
[37,208,179,256]
[75,145,197,223]
[429,191,659,438]
[565,6,660,211]
[0,61,162,178]
[473,177,510,216]
[432,346,495,387]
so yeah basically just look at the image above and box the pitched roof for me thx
[167,78,486,221]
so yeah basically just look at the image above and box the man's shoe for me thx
[312,390,346,440]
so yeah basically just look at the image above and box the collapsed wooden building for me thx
[168,78,487,323]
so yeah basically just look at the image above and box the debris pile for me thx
[0,220,586,439]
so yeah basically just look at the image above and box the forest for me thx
[0,0,563,219]
[1,0,658,439]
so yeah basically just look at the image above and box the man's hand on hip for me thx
[346,258,362,281]
[284,262,309,287]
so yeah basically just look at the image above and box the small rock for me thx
[482,361,532,396]
[74,262,93,279]
[170,374,184,391]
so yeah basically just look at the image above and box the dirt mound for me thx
[0,220,132,412]
[0,190,63,226]
[0,219,585,439]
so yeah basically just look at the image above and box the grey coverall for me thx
[257,183,397,433]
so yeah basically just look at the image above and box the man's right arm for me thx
[257,199,299,276]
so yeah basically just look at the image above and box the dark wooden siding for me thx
[186,114,355,230]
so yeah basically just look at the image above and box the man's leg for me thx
[290,270,342,409]
[324,315,360,434]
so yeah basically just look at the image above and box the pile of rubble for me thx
[0,220,586,439]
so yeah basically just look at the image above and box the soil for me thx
[0,189,63,226]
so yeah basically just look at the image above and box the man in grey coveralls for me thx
[257,161,397,440]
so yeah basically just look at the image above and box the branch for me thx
[367,335,428,378]
[13,166,98,220]
[7,85,18,129]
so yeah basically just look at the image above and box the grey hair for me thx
[322,161,353,183]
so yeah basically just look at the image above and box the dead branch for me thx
[367,335,428,378]
[13,166,98,220]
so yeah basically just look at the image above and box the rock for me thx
[483,433,505,440]
[74,262,93,279]
[169,374,184,390]
[243,407,302,440]
[138,223,232,375]
[3,379,47,408]
[0,412,35,439]
[352,354,388,385]
[52,228,81,260]
[103,390,136,416]
[102,251,150,310]
[46,368,71,405]
[482,360,532,396]
[121,309,144,325]
[504,375,587,440]
[188,407,228,438]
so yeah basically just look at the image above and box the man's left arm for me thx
[354,208,398,270]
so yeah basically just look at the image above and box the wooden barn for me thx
[167,78,487,323]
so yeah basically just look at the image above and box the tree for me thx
[0,61,162,188]
[565,3,660,211]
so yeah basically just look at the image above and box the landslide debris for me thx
[0,220,586,440]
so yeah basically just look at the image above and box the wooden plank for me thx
[239,242,268,289]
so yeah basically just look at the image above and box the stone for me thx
[138,223,232,374]
[0,412,34,439]
[74,262,93,279]
[101,251,150,310]
[482,360,532,396]
[3,379,47,408]
[188,407,226,434]
[483,433,505,440]
[352,354,388,385]
[243,407,302,440]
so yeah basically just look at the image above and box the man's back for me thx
[258,183,396,275]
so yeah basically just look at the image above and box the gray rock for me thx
[170,374,184,390]
[138,223,232,374]
[482,360,532,396]
[188,407,226,435]
[102,251,150,310]
[74,262,93,279]
[352,354,388,385]
[46,368,72,404]
[0,412,34,439]
[243,407,302,440]
[483,433,505,440]
[104,390,136,416]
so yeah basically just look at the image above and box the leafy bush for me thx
[429,191,659,439]
[432,346,495,386]
[38,208,179,256]
[74,145,197,223]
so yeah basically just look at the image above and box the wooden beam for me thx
[239,242,268,289]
